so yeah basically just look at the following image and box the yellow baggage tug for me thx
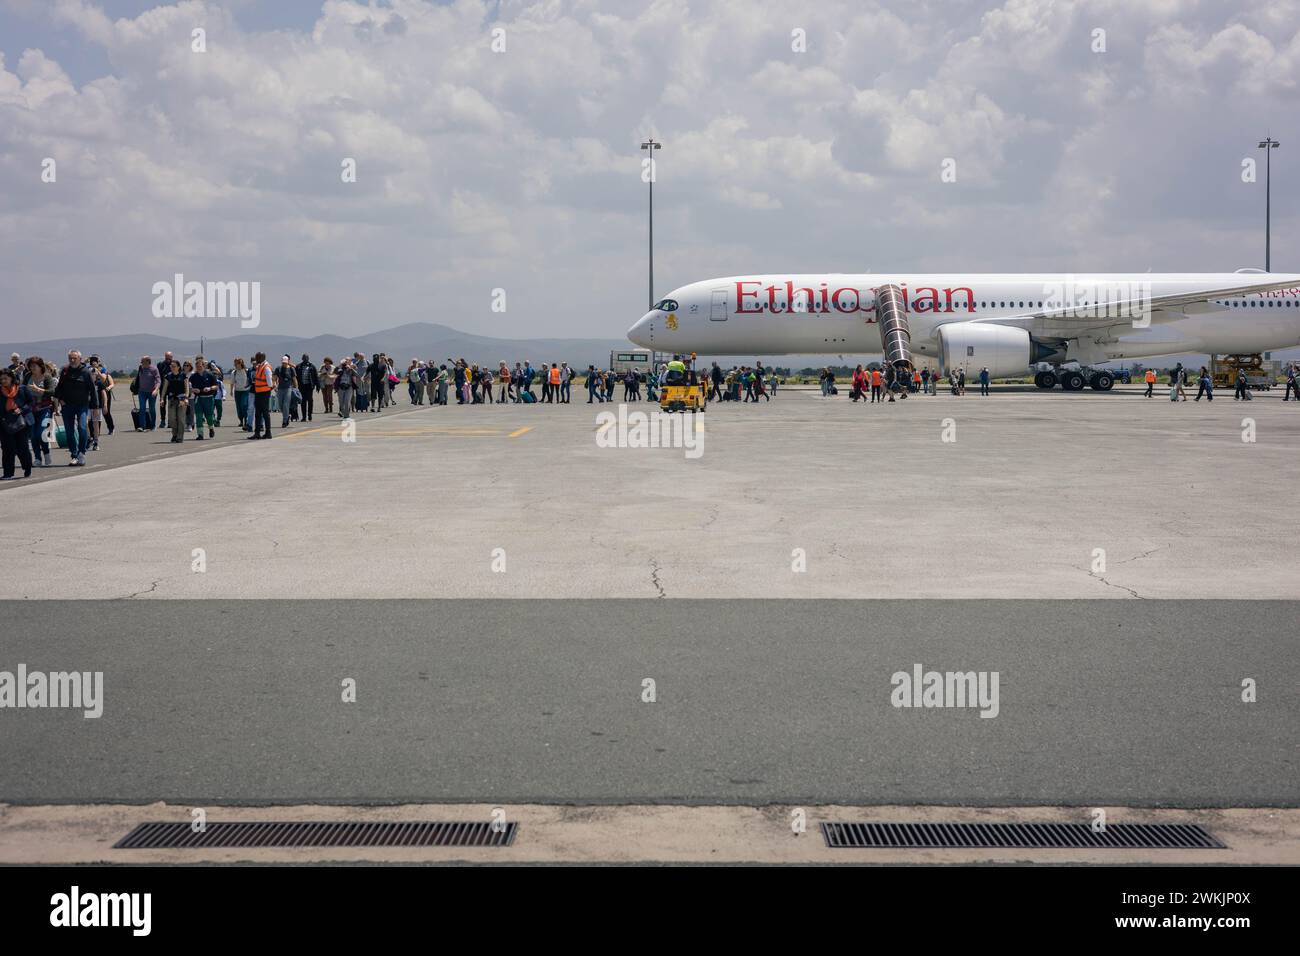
[659,381,707,413]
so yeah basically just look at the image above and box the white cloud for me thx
[0,0,1297,341]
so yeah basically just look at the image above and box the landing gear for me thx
[1034,371,1057,389]
[1059,370,1087,391]
[1088,372,1115,391]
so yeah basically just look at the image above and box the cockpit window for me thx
[654,299,679,312]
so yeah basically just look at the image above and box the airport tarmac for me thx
[1,385,1297,600]
[1,599,1294,807]
[1,387,1295,846]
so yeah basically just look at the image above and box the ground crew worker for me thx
[665,355,686,386]
[546,363,561,403]
[250,351,274,439]
[912,368,922,393]
[870,367,883,403]
[1144,367,1156,398]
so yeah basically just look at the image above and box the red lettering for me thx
[944,286,975,313]
[831,287,861,312]
[735,281,763,314]
[912,287,941,313]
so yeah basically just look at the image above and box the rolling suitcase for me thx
[355,392,369,411]
[521,390,536,403]
[130,400,142,430]
[1169,385,1178,401]
[55,425,68,448]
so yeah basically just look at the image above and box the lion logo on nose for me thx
[666,312,678,330]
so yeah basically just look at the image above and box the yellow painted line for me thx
[276,420,348,441]
[508,426,533,438]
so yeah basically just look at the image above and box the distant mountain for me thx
[1,323,643,374]
[6,322,1295,375]
[1,322,854,373]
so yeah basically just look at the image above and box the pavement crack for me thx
[1118,544,1168,565]
[649,559,666,599]
[125,579,162,599]
[1074,565,1144,599]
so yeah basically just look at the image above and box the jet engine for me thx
[936,322,1031,378]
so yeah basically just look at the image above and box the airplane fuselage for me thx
[627,273,1300,366]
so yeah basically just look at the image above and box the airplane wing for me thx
[968,275,1300,338]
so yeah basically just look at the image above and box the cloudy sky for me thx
[1,0,1297,342]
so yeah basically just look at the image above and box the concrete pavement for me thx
[2,387,1298,599]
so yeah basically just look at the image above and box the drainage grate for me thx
[114,821,517,850]
[820,822,1224,850]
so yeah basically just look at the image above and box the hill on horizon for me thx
[5,321,1294,375]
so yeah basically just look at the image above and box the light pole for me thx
[640,138,661,310]
[1258,137,1280,271]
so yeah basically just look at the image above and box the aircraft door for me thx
[710,289,728,321]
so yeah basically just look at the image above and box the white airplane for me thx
[627,271,1300,389]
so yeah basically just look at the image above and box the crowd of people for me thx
[5,347,1298,481]
[831,364,992,401]
[3,349,116,478]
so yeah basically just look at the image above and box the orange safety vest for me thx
[549,367,561,385]
[871,370,883,386]
[1145,370,1156,383]
[253,362,273,393]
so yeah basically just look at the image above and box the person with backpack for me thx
[562,363,575,403]
[54,349,97,465]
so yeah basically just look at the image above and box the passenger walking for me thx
[0,368,34,480]
[1233,368,1250,401]
[209,360,224,426]
[1285,364,1299,401]
[157,350,175,429]
[162,359,190,443]
[54,350,96,466]
[22,357,56,466]
[319,358,336,414]
[296,354,319,421]
[230,358,252,429]
[190,356,219,439]
[1193,366,1212,401]
[274,355,297,427]
[133,355,160,430]
[334,359,357,418]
